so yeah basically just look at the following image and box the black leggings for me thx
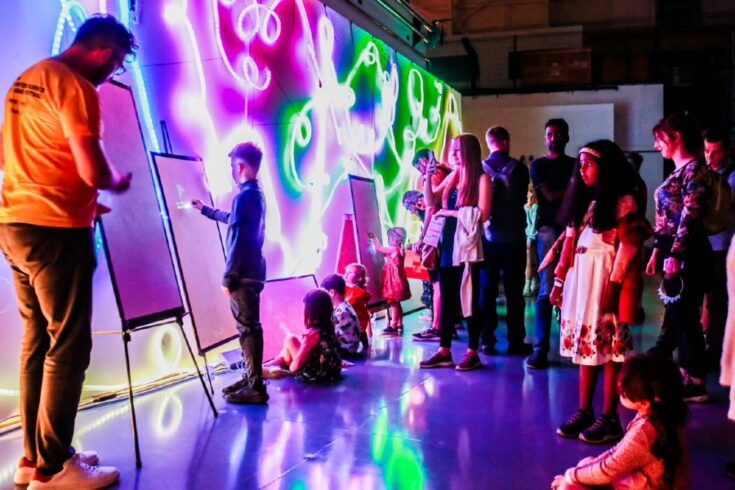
[438,264,482,350]
[653,238,709,379]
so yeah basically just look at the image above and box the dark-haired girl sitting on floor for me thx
[264,289,342,382]
[552,354,690,490]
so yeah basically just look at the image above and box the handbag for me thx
[421,244,439,270]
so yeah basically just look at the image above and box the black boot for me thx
[222,377,249,395]
[226,385,269,404]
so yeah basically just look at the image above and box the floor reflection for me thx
[0,284,733,489]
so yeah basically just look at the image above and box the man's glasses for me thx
[110,48,129,77]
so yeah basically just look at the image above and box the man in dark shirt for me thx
[527,119,575,369]
[193,142,267,404]
[479,126,531,355]
[703,128,735,370]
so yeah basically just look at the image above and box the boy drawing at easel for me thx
[191,142,268,405]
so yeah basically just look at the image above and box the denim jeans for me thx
[0,224,95,475]
[479,239,527,347]
[533,226,560,353]
[229,280,265,390]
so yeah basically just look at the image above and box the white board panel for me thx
[349,175,385,306]
[463,103,615,160]
[461,85,663,151]
[97,82,183,326]
[152,154,234,353]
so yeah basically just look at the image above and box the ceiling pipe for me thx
[391,0,435,33]
[370,0,432,44]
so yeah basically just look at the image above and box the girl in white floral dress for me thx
[544,140,651,445]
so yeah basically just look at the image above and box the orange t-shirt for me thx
[0,59,101,228]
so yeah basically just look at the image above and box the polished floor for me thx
[1,280,734,489]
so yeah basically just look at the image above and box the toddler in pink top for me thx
[369,227,411,335]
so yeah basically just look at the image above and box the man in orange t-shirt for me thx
[0,15,135,490]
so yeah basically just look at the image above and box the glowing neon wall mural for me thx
[0,0,460,418]
[49,0,461,277]
[129,0,461,277]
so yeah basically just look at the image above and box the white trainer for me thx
[28,453,118,490]
[14,451,100,486]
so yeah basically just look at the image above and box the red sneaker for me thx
[419,351,454,368]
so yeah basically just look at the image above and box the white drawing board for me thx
[152,153,234,353]
[349,175,385,306]
[97,82,183,327]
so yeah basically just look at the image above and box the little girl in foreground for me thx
[552,354,690,490]
[264,289,342,382]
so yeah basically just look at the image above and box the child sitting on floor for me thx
[552,354,690,490]
[369,227,411,335]
[344,262,371,351]
[321,273,362,358]
[264,289,342,382]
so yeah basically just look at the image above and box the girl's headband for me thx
[579,147,601,159]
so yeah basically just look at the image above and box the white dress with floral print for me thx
[559,225,634,365]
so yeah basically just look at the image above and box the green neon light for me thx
[281,20,460,234]
[370,411,426,490]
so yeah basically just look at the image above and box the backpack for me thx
[703,164,734,236]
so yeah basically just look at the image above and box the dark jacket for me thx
[482,151,529,243]
[201,179,266,289]
[530,155,576,231]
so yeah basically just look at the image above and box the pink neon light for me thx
[214,0,287,91]
[236,3,281,45]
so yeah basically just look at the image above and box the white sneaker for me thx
[28,453,118,490]
[14,451,100,486]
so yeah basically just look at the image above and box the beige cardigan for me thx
[452,206,484,317]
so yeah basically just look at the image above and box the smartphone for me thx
[426,150,437,175]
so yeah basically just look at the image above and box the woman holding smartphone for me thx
[419,134,492,371]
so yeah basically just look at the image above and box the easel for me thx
[94,88,218,468]
[150,152,241,392]
[100,215,219,469]
[121,313,218,468]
